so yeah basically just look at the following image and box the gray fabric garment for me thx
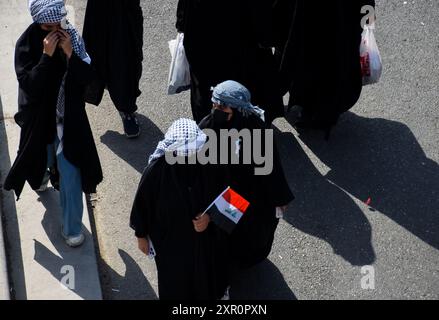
[211,80,265,121]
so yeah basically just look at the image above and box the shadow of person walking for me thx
[34,189,101,299]
[294,112,439,250]
[100,114,163,173]
[274,127,376,266]
[98,249,158,300]
[230,259,297,300]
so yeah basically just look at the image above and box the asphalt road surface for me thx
[73,0,439,299]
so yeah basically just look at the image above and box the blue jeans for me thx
[47,139,83,237]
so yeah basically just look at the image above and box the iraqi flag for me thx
[205,187,250,234]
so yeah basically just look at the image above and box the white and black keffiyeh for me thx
[149,119,207,164]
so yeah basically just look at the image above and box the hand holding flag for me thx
[203,187,250,234]
[193,213,211,233]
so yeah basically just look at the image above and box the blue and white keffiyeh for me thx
[149,119,207,164]
[211,80,265,122]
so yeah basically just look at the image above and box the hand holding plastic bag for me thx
[167,33,191,95]
[360,23,383,86]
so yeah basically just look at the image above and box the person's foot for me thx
[120,112,140,139]
[62,230,85,248]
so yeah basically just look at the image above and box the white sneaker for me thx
[62,231,85,248]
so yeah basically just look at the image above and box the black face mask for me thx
[212,108,230,127]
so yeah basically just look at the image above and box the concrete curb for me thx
[0,188,10,300]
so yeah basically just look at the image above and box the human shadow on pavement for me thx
[35,190,158,300]
[294,112,439,250]
[34,189,101,299]
[274,127,376,266]
[97,249,158,300]
[100,114,163,174]
[230,259,297,300]
[0,95,27,299]
[98,114,162,299]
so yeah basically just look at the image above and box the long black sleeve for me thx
[68,53,94,87]
[176,0,187,32]
[130,163,159,239]
[15,40,53,102]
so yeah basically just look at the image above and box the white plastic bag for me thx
[167,33,191,95]
[360,23,382,86]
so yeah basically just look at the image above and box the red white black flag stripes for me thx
[204,187,250,234]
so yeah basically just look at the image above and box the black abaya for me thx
[274,0,376,131]
[176,0,284,124]
[4,23,103,199]
[82,0,143,113]
[130,157,229,300]
[199,112,294,268]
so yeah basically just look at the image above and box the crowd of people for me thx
[3,0,376,299]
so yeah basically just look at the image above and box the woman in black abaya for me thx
[199,81,294,269]
[130,119,229,300]
[176,0,284,124]
[274,0,376,136]
[82,0,144,138]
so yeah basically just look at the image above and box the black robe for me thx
[274,0,376,130]
[176,0,284,124]
[130,157,229,300]
[82,0,143,113]
[199,112,294,268]
[4,23,103,199]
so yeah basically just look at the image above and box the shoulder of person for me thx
[16,23,39,49]
[241,113,265,130]
[253,115,266,127]
[142,157,166,177]
[198,114,213,129]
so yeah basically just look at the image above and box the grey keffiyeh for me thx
[211,80,266,122]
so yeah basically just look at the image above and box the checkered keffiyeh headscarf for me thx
[29,0,90,63]
[149,119,207,164]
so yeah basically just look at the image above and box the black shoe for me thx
[120,112,140,138]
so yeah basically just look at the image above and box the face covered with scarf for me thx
[211,80,266,125]
[29,0,90,63]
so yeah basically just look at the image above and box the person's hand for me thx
[43,31,60,57]
[137,237,150,255]
[193,213,210,233]
[58,29,73,59]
